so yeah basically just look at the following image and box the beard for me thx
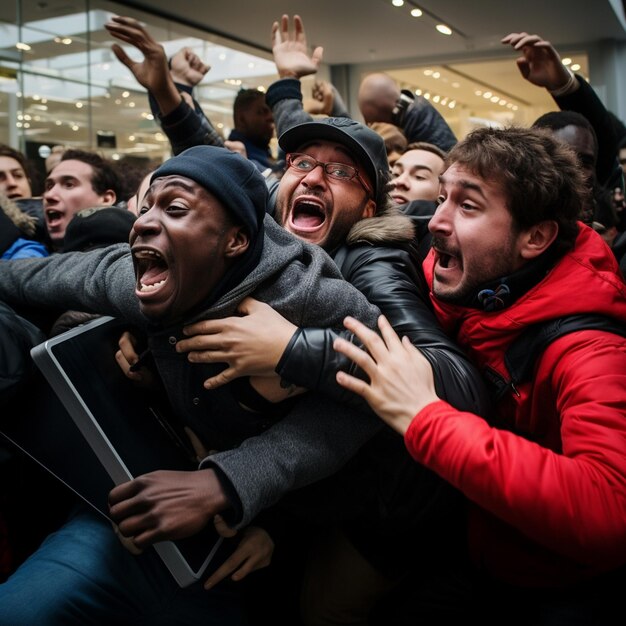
[275,187,370,254]
[431,234,520,305]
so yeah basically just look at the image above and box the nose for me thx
[132,208,161,237]
[428,199,452,236]
[392,171,410,190]
[4,173,17,189]
[43,183,58,202]
[300,163,327,190]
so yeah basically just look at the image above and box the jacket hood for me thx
[346,203,415,246]
[0,191,37,236]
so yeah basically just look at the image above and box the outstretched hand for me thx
[108,468,228,549]
[176,297,298,390]
[334,315,439,435]
[105,15,180,114]
[271,14,323,79]
[501,32,574,92]
[204,518,274,590]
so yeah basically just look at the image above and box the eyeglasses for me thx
[286,153,372,195]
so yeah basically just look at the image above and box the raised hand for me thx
[501,32,574,93]
[105,15,180,114]
[305,80,334,115]
[271,14,324,79]
[334,315,439,434]
[169,47,210,87]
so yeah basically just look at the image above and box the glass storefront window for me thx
[0,0,278,180]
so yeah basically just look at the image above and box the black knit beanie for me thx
[151,145,267,306]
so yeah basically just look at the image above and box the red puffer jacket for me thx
[410,224,626,586]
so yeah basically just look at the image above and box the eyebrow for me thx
[157,179,198,194]
[399,164,435,173]
[301,143,359,167]
[439,175,487,198]
[46,174,79,185]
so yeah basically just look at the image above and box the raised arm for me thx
[106,16,225,154]
[502,31,621,186]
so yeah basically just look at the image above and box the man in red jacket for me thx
[335,125,626,625]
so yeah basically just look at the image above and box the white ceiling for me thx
[112,0,626,123]
[116,0,626,66]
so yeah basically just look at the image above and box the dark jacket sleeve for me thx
[0,301,46,402]
[265,78,316,138]
[401,98,457,152]
[151,93,225,155]
[554,75,621,188]
[277,242,490,416]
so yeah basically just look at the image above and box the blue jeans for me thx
[0,505,247,625]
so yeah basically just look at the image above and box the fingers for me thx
[204,528,274,590]
[311,46,324,68]
[342,315,395,364]
[294,14,305,41]
[182,319,223,337]
[271,21,281,46]
[184,426,210,460]
[376,314,404,351]
[204,549,247,590]
[213,514,237,538]
[203,367,237,390]
[110,43,133,69]
[335,368,372,398]
[236,296,263,316]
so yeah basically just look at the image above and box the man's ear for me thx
[520,220,559,259]
[101,189,117,206]
[361,198,376,219]
[224,226,250,259]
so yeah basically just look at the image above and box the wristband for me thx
[549,67,577,98]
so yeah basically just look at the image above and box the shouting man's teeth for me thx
[140,278,166,292]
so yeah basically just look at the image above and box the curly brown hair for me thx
[446,126,585,255]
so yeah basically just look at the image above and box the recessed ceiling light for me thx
[410,8,422,17]
[562,58,572,66]
[436,24,452,36]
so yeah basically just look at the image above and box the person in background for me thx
[0,146,48,260]
[43,149,120,251]
[334,125,626,625]
[389,141,446,206]
[357,71,457,152]
[0,145,34,201]
[229,88,278,174]
[369,122,408,166]
[503,31,625,232]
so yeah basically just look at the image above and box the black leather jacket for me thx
[277,236,490,418]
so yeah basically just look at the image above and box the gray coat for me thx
[0,216,381,526]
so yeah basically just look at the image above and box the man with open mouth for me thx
[42,149,120,251]
[0,145,383,624]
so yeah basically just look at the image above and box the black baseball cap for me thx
[278,117,389,199]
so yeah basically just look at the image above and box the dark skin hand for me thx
[108,468,229,549]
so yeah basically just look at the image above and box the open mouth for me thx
[133,248,169,293]
[289,199,327,232]
[434,248,459,270]
[45,209,63,226]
